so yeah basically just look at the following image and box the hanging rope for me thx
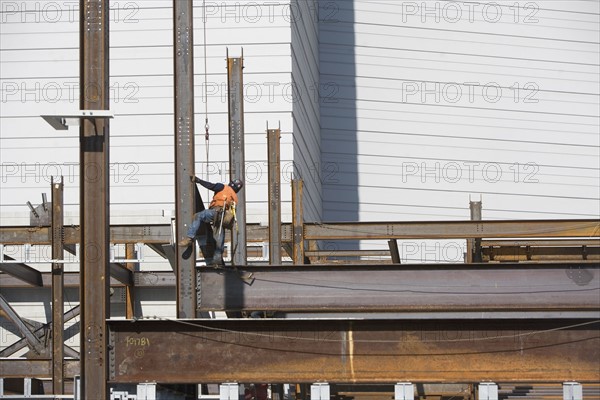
[202,0,210,181]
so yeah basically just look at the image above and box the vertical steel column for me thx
[291,179,304,264]
[125,243,136,319]
[173,0,197,318]
[470,200,482,263]
[51,178,64,394]
[227,55,247,266]
[267,128,282,264]
[79,0,109,398]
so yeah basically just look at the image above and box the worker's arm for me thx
[191,176,225,192]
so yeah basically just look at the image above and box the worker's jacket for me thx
[210,185,238,209]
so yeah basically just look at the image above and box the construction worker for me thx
[178,176,244,266]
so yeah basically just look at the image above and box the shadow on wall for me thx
[319,0,358,251]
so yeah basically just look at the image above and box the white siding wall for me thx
[320,0,599,228]
[1,0,296,227]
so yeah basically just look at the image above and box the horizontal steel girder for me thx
[1,219,598,245]
[107,318,600,383]
[0,359,80,378]
[197,262,600,312]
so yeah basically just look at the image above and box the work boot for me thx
[178,237,192,247]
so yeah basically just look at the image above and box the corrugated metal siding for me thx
[320,0,599,224]
[291,0,322,222]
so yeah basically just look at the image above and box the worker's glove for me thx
[190,175,199,183]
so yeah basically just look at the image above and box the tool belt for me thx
[211,204,235,230]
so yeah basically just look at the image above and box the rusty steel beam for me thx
[173,0,197,318]
[292,179,304,264]
[0,359,80,379]
[125,244,136,319]
[0,294,46,356]
[483,246,600,262]
[197,262,600,312]
[2,220,599,246]
[466,200,482,263]
[79,0,110,397]
[268,128,282,264]
[303,219,600,240]
[109,262,133,286]
[227,54,247,267]
[482,239,600,247]
[0,271,175,288]
[0,306,80,358]
[51,178,64,394]
[0,256,43,287]
[107,318,600,383]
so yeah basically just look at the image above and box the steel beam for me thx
[173,0,197,318]
[483,246,599,262]
[267,128,282,264]
[107,318,600,383]
[109,262,134,286]
[292,180,304,264]
[466,200,482,263]
[125,244,136,319]
[79,0,110,397]
[0,306,80,358]
[227,54,247,267]
[0,294,46,356]
[1,271,175,288]
[302,220,600,240]
[197,263,600,312]
[0,256,43,286]
[0,359,80,379]
[2,220,599,246]
[51,178,64,394]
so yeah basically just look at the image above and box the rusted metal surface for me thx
[173,0,197,318]
[2,220,598,246]
[466,200,482,263]
[79,0,110,397]
[0,359,80,379]
[268,128,282,264]
[303,219,600,240]
[483,246,599,261]
[0,306,80,358]
[0,271,175,288]
[197,263,600,312]
[228,55,247,267]
[0,294,46,356]
[51,179,64,394]
[292,180,304,264]
[107,318,600,383]
[125,244,136,319]
[0,257,43,286]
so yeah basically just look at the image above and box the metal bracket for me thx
[41,110,114,130]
